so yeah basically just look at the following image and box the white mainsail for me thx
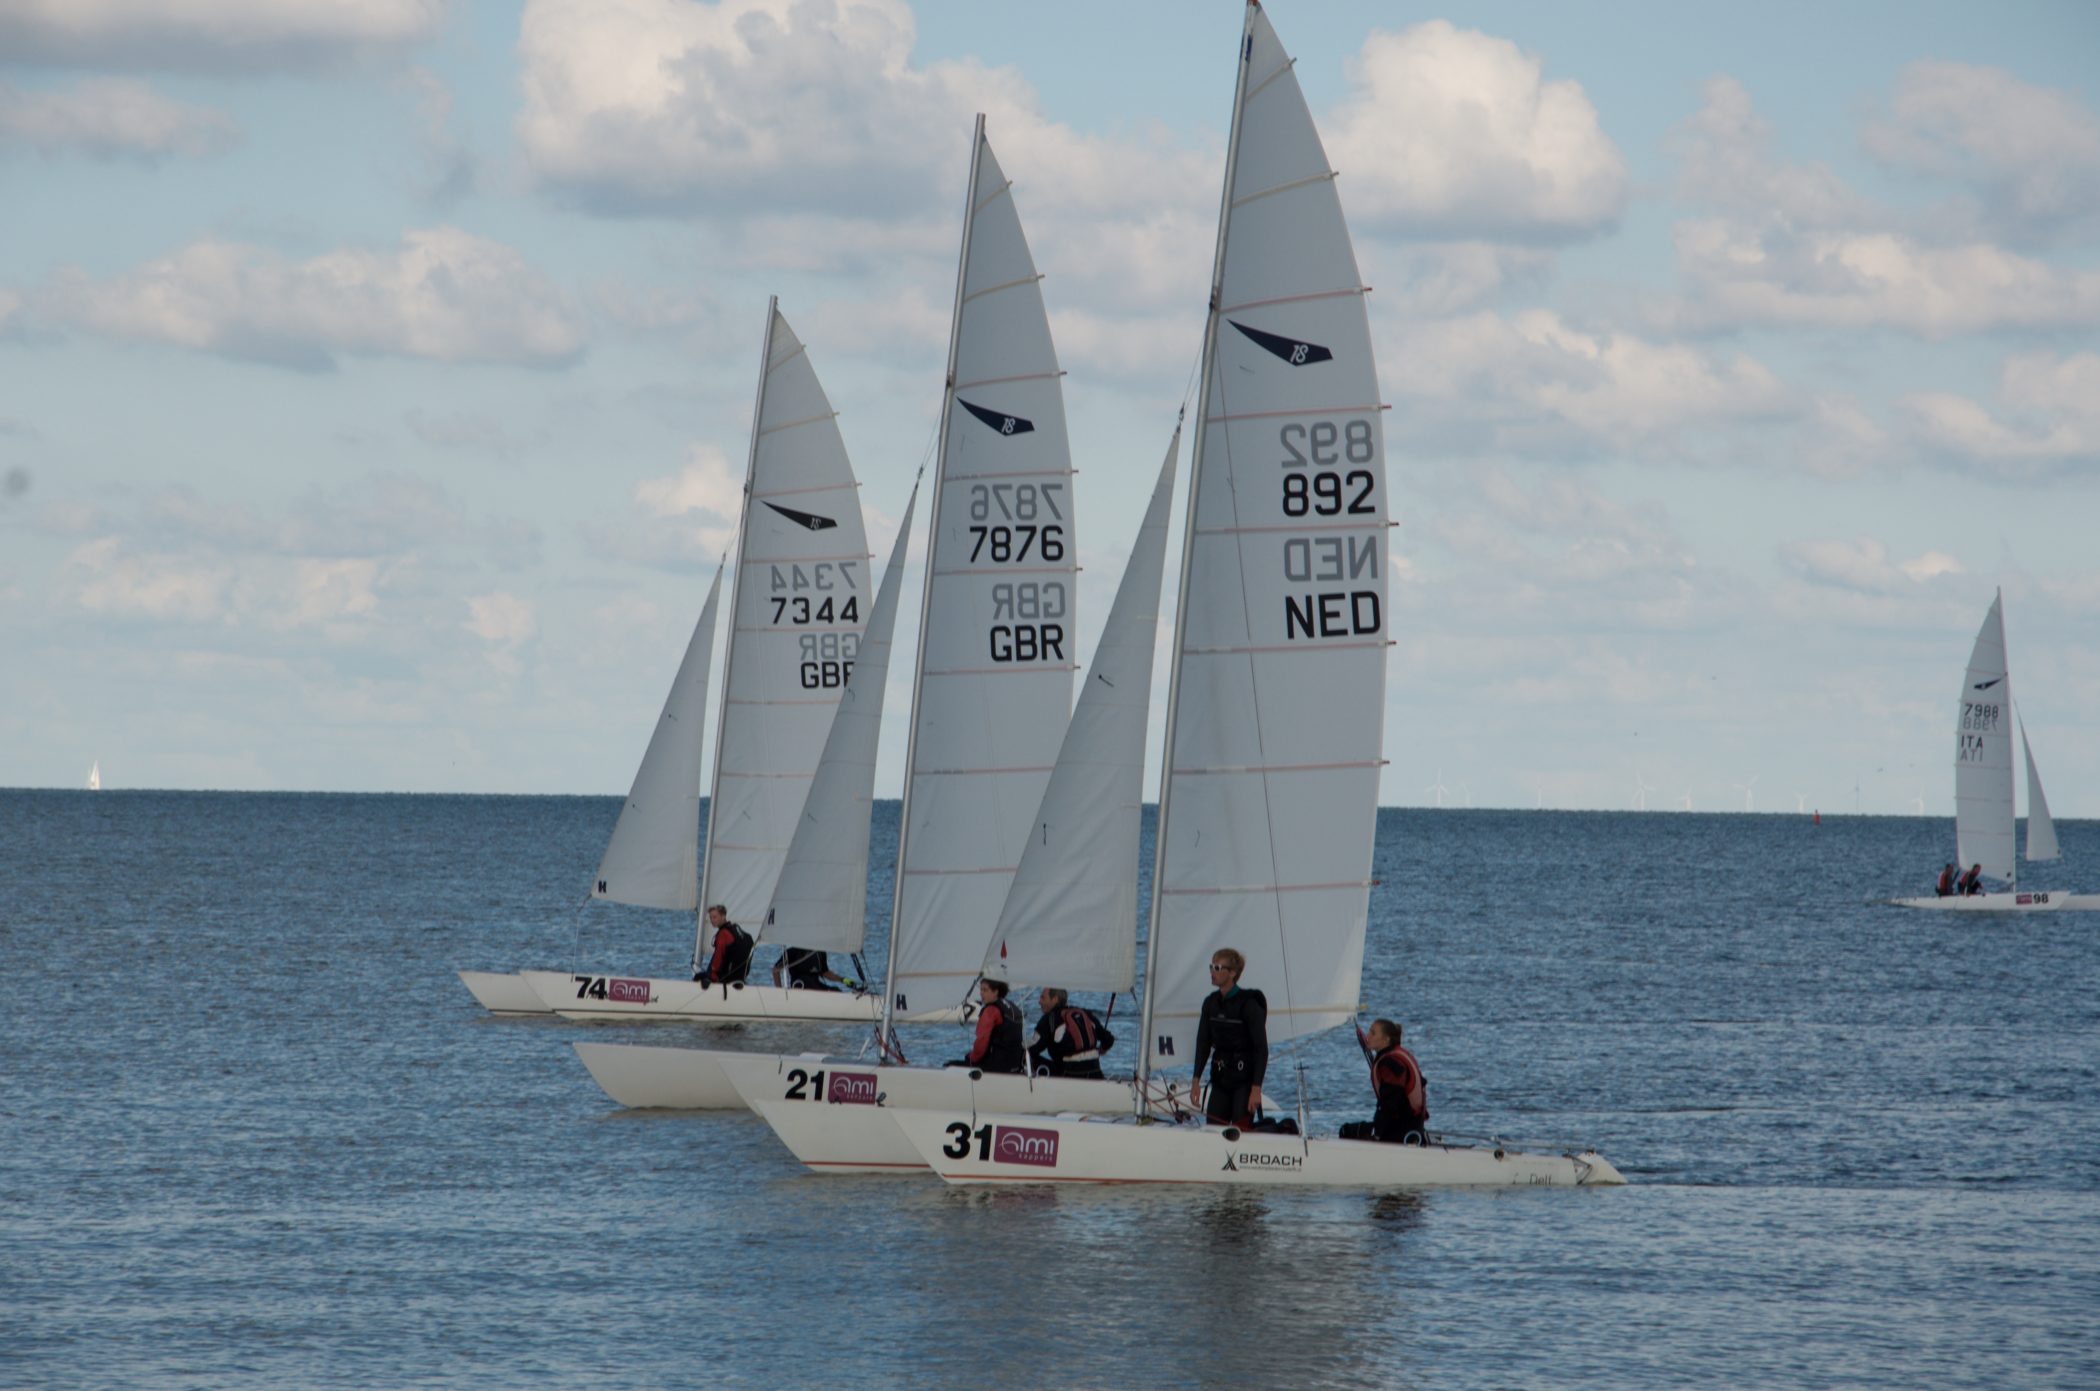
[887,120,1078,1014]
[592,565,723,911]
[86,761,100,792]
[702,302,872,926]
[760,482,920,954]
[2021,719,2061,863]
[1142,4,1390,1072]
[1954,590,2015,887]
[986,430,1179,993]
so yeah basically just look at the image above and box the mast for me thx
[1136,10,1257,1097]
[880,116,986,1054]
[696,296,776,970]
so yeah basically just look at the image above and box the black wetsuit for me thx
[1192,987,1268,1124]
[780,947,837,991]
[1029,1005,1115,1079]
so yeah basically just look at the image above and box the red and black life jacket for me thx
[969,996,1026,1074]
[706,921,754,984]
[1371,1044,1427,1120]
[1056,1005,1101,1059]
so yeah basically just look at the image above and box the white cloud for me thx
[0,79,237,160]
[1382,308,1794,457]
[1324,21,1627,242]
[0,0,444,73]
[464,590,536,646]
[1901,351,2100,474]
[634,443,742,524]
[65,537,233,622]
[39,226,585,370]
[1778,537,1966,595]
[1862,60,2100,246]
[1666,77,2100,336]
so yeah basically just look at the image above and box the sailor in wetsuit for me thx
[1361,1018,1429,1144]
[1028,987,1115,1079]
[772,946,847,992]
[1189,948,1267,1126]
[945,970,1026,1074]
[1934,863,1956,897]
[1958,863,1984,896]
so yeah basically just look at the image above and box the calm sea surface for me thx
[5,792,2098,1389]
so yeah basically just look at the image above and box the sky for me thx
[2,0,2097,816]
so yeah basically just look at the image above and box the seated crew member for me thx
[1935,863,1956,898]
[1958,863,1984,897]
[1355,1018,1429,1144]
[1028,987,1116,1079]
[1189,948,1267,1127]
[772,946,847,992]
[694,905,753,985]
[945,970,1026,1074]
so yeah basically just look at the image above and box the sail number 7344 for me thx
[1278,419,1381,640]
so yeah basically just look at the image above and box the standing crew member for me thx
[1028,987,1115,1079]
[1356,1018,1429,1144]
[694,905,754,985]
[1189,949,1267,1126]
[946,971,1025,1074]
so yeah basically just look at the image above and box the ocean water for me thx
[4,791,2098,1389]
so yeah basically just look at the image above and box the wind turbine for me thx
[1633,767,1656,811]
[1425,769,1448,809]
[1910,793,1926,815]
[1794,791,1809,813]
[1678,789,1693,811]
[1731,775,1758,812]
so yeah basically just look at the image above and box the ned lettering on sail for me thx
[1278,414,1383,641]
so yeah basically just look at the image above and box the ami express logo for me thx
[993,1125,1060,1168]
[826,1071,878,1105]
[608,978,650,1004]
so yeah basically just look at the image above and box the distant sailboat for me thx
[86,761,101,792]
[1891,590,2097,912]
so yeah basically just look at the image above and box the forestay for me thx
[987,431,1178,992]
[2021,720,2060,864]
[591,564,723,912]
[761,483,920,953]
[1954,591,2015,887]
[1144,6,1389,1070]
[704,305,872,924]
[889,123,1078,1012]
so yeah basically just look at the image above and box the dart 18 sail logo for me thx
[993,1125,1060,1167]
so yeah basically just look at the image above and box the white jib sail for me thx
[1954,590,2015,887]
[986,429,1179,994]
[702,304,872,925]
[1144,4,1390,1072]
[592,564,723,911]
[2021,718,2061,863]
[760,482,920,954]
[889,122,1079,1013]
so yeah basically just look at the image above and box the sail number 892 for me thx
[1281,420,1376,518]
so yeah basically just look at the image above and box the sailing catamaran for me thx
[890,2,1621,1187]
[570,121,1094,1101]
[458,300,894,1021]
[1890,589,2096,912]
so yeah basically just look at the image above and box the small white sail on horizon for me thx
[985,429,1179,993]
[759,482,921,955]
[591,566,724,913]
[86,761,101,792]
[2021,718,2061,863]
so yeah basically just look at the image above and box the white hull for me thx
[1889,890,2099,912]
[458,970,555,1014]
[572,1042,753,1109]
[723,1055,1156,1173]
[889,1110,1626,1189]
[522,970,901,1023]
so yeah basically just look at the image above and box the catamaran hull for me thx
[521,970,894,1023]
[1888,890,2100,912]
[888,1110,1626,1189]
[723,1056,1153,1172]
[458,970,554,1014]
[572,1042,751,1109]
